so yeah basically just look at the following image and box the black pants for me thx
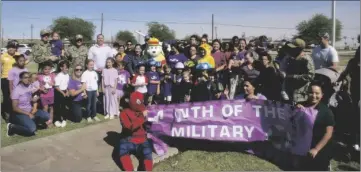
[71,100,86,123]
[1,78,12,120]
[54,89,70,122]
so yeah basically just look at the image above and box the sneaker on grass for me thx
[93,116,101,122]
[87,117,93,123]
[7,123,14,137]
[54,121,62,127]
[61,120,67,128]
[104,114,110,119]
[110,115,114,120]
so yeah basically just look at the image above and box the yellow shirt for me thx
[198,55,215,69]
[1,52,20,78]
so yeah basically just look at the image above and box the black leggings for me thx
[71,100,86,123]
[1,78,12,120]
[54,89,70,122]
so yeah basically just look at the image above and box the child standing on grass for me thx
[81,60,101,123]
[146,62,160,105]
[54,60,70,127]
[38,62,56,127]
[131,65,148,98]
[179,71,193,103]
[161,65,173,104]
[116,61,130,111]
[30,73,40,117]
[102,58,119,120]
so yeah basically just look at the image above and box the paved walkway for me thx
[1,120,178,172]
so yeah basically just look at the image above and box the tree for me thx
[50,17,95,44]
[295,14,342,44]
[147,22,176,41]
[115,30,137,44]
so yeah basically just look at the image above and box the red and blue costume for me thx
[119,91,153,171]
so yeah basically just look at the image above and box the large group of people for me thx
[1,28,359,171]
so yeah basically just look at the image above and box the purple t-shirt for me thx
[147,71,160,95]
[8,67,28,90]
[68,79,83,102]
[231,51,246,60]
[167,54,188,69]
[30,81,40,93]
[51,40,63,57]
[11,84,32,113]
[211,51,227,68]
[102,68,118,87]
[38,73,55,98]
[161,74,172,96]
[117,69,130,90]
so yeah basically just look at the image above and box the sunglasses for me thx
[75,68,83,71]
[22,76,30,79]
[41,34,50,37]
[127,44,132,46]
[76,39,83,42]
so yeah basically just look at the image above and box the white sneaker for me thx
[54,121,62,127]
[104,114,110,119]
[61,121,67,128]
[110,115,114,120]
[93,116,101,122]
[87,117,93,123]
[281,91,290,101]
[353,144,360,151]
[7,123,14,137]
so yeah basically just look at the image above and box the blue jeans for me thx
[119,137,153,160]
[10,110,50,136]
[71,100,86,122]
[86,91,97,118]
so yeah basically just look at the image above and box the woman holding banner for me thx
[296,82,334,171]
[235,77,266,101]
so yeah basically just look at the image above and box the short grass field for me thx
[1,53,359,171]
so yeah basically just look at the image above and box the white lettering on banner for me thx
[264,106,276,118]
[220,126,231,137]
[191,106,201,118]
[234,105,243,116]
[170,125,255,139]
[208,125,218,138]
[277,108,286,120]
[252,105,262,117]
[222,104,233,118]
[175,108,189,122]
[148,110,164,123]
[244,126,255,138]
[233,126,243,138]
[202,105,213,118]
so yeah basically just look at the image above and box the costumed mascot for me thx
[197,44,215,69]
[119,91,153,171]
[147,37,166,67]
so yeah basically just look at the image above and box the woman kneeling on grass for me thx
[7,72,51,136]
[68,64,88,123]
[296,82,334,171]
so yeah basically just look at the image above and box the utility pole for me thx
[101,13,104,35]
[215,26,218,39]
[138,30,141,43]
[331,0,336,46]
[31,24,33,43]
[1,28,4,48]
[211,14,214,41]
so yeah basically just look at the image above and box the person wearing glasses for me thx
[32,29,59,72]
[6,71,51,136]
[68,64,88,123]
[65,34,88,74]
[125,40,134,56]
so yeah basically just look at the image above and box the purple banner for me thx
[146,99,317,157]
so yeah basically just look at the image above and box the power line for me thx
[5,16,361,30]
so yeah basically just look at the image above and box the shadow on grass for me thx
[103,131,122,170]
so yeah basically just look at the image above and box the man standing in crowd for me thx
[32,29,59,71]
[281,38,315,103]
[65,34,88,74]
[88,34,113,79]
[184,35,199,58]
[125,40,134,55]
[311,32,339,70]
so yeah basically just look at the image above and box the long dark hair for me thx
[13,54,26,68]
[105,57,116,69]
[56,60,70,73]
[18,71,30,85]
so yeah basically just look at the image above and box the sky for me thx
[1,1,360,46]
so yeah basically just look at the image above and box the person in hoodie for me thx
[197,46,215,69]
[119,91,153,171]
[124,44,148,77]
[192,63,213,102]
[172,62,185,103]
[167,43,188,69]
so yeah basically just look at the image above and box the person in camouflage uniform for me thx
[32,29,59,72]
[65,34,88,74]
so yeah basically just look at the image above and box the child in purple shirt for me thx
[102,58,119,119]
[116,62,130,107]
[146,63,160,105]
[50,32,64,57]
[8,55,28,94]
[38,62,56,125]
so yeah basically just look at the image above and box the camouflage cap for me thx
[75,34,83,40]
[40,29,51,36]
[287,38,306,49]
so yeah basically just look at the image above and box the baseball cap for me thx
[287,38,306,49]
[40,29,51,36]
[75,34,83,40]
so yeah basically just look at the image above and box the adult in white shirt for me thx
[88,34,113,72]
[311,33,339,70]
[111,42,120,57]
